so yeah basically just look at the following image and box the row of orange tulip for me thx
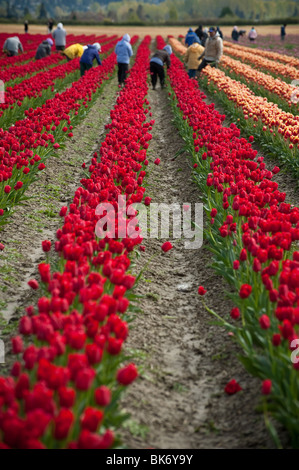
[224,45,298,81]
[221,55,298,107]
[224,41,299,68]
[168,37,187,55]
[203,66,299,145]
[169,37,299,146]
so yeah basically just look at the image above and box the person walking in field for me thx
[196,27,223,76]
[232,26,240,42]
[62,43,87,61]
[3,36,23,56]
[149,45,172,90]
[216,26,223,39]
[281,24,287,40]
[35,38,53,60]
[248,27,257,42]
[115,34,133,86]
[185,39,204,79]
[184,28,200,47]
[79,43,101,77]
[24,20,29,34]
[52,22,66,51]
[48,19,54,34]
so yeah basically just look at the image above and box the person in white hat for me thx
[79,43,102,77]
[3,36,23,56]
[52,22,67,51]
[115,34,133,86]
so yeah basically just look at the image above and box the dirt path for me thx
[0,75,119,372]
[120,84,286,449]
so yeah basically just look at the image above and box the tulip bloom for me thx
[261,379,272,395]
[224,379,242,395]
[198,286,207,295]
[117,364,138,386]
[161,241,173,252]
[239,284,252,299]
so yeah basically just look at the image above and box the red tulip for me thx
[261,379,272,395]
[117,363,138,386]
[161,241,173,252]
[224,379,242,395]
[239,284,252,299]
[198,286,207,295]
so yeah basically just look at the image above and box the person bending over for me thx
[149,45,172,90]
[79,43,101,77]
[62,43,86,61]
[35,38,53,60]
[3,36,23,56]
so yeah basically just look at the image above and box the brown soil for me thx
[119,84,288,449]
[0,24,298,38]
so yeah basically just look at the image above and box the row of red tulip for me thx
[161,34,299,445]
[0,33,113,64]
[0,36,138,228]
[169,36,299,180]
[0,34,117,83]
[1,58,79,116]
[0,34,74,68]
[0,33,54,65]
[0,53,65,84]
[0,35,153,449]
[0,35,121,128]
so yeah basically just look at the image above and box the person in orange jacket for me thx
[184,39,204,78]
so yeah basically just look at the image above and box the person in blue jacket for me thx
[184,28,200,47]
[115,34,133,86]
[80,43,101,77]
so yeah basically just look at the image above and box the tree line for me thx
[1,0,298,23]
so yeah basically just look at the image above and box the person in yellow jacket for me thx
[184,39,204,79]
[62,44,87,61]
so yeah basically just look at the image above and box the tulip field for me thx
[0,29,299,449]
